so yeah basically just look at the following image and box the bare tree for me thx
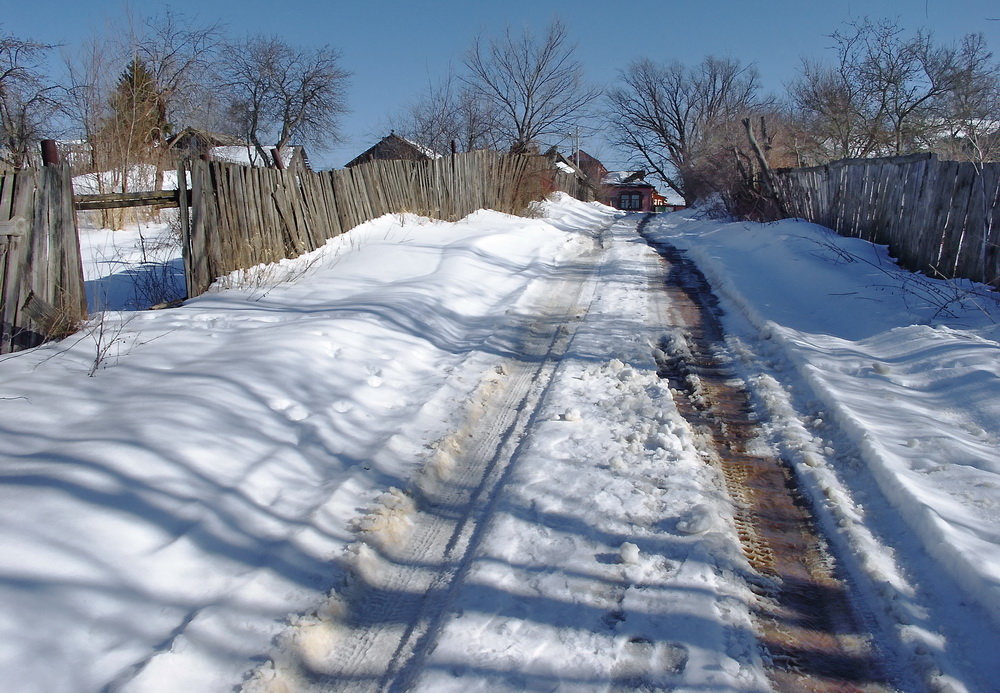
[221,36,349,166]
[606,56,765,203]
[846,20,962,154]
[62,10,220,193]
[790,19,978,161]
[63,34,116,173]
[933,33,1000,164]
[0,29,59,169]
[463,20,599,154]
[391,71,498,154]
[131,10,222,144]
[787,57,886,161]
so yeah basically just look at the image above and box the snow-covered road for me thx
[2,196,999,692]
[243,213,770,691]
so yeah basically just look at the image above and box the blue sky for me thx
[4,0,999,170]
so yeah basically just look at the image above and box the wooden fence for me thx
[182,150,575,296]
[1,165,87,354]
[773,153,1000,286]
[0,150,587,352]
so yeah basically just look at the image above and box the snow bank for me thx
[0,198,595,692]
[649,214,1000,632]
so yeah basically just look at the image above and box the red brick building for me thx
[602,171,656,212]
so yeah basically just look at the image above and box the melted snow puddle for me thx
[643,223,894,692]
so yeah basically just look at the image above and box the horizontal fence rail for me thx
[773,153,1000,286]
[74,189,190,211]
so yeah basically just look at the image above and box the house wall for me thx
[603,185,654,212]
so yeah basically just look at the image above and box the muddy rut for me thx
[638,217,894,692]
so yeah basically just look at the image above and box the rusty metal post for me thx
[40,140,60,166]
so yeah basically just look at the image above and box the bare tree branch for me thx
[220,36,349,165]
[390,70,499,154]
[0,28,58,168]
[606,56,765,202]
[463,20,599,154]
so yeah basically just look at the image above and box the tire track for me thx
[637,217,896,693]
[282,223,609,692]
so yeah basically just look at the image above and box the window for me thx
[619,192,642,210]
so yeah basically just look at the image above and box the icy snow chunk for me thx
[560,408,583,422]
[676,504,715,535]
[352,488,415,548]
[620,542,641,565]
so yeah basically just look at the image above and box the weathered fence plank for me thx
[0,165,87,353]
[177,151,579,298]
[74,189,186,210]
[774,154,1000,286]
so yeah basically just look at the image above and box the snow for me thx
[1,192,998,691]
[602,170,645,185]
[210,145,303,168]
[395,134,443,160]
[77,215,185,312]
[649,212,1000,688]
[405,212,765,691]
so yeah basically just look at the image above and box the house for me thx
[345,133,441,168]
[544,148,597,201]
[653,189,687,213]
[602,171,657,212]
[209,144,311,170]
[570,150,608,189]
[166,128,244,158]
[166,128,312,170]
[569,153,676,212]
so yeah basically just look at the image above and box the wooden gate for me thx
[0,165,87,354]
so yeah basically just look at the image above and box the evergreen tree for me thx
[104,57,168,163]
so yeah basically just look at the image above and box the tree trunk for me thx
[742,117,787,217]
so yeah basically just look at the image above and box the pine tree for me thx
[104,57,168,164]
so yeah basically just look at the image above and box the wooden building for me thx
[345,133,441,168]
[570,150,609,189]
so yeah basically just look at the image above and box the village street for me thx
[1,197,999,691]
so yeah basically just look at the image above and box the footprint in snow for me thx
[269,398,310,422]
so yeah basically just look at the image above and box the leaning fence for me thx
[772,153,1000,286]
[0,150,590,353]
[0,165,87,354]
[181,151,575,296]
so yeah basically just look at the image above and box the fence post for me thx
[177,159,192,299]
[40,140,59,166]
[186,158,214,297]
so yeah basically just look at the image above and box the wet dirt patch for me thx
[639,217,893,692]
